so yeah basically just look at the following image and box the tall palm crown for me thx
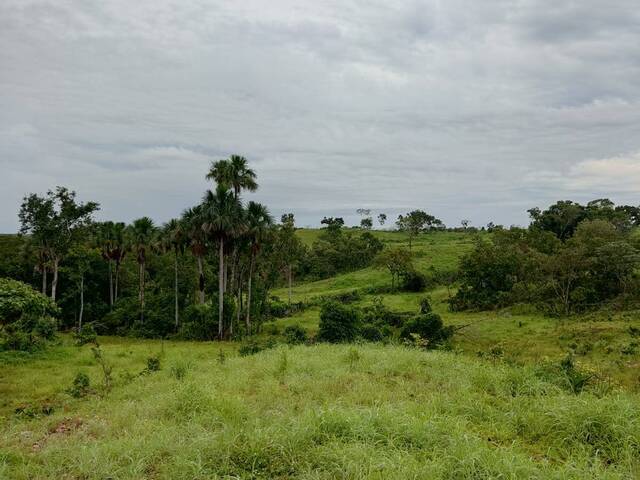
[129,217,156,263]
[181,206,206,255]
[160,218,185,255]
[246,201,273,250]
[206,155,258,198]
[201,185,245,240]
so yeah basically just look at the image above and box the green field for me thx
[2,229,640,478]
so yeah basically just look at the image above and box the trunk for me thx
[288,264,292,305]
[197,256,205,304]
[115,261,120,301]
[236,278,242,336]
[174,252,179,331]
[218,239,224,339]
[41,265,47,295]
[139,261,145,323]
[223,260,228,294]
[79,275,84,330]
[246,253,255,334]
[51,257,59,301]
[230,246,237,295]
[108,261,114,309]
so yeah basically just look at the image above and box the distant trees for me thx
[378,213,387,226]
[374,248,413,290]
[360,217,373,229]
[396,210,443,250]
[128,217,157,322]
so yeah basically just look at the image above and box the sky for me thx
[1,0,640,232]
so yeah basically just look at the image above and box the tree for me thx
[202,185,243,339]
[528,201,586,241]
[461,219,470,230]
[360,217,373,230]
[19,187,99,301]
[161,219,186,331]
[65,242,98,330]
[95,221,127,308]
[396,210,441,250]
[128,217,156,323]
[206,155,258,199]
[320,217,344,237]
[278,213,304,304]
[182,206,207,304]
[374,248,413,290]
[378,213,387,226]
[244,202,273,334]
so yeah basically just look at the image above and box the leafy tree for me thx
[320,217,345,237]
[396,210,442,250]
[277,213,305,304]
[374,248,413,290]
[19,187,99,301]
[360,217,373,230]
[377,213,387,226]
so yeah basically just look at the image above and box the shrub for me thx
[267,297,289,318]
[73,323,98,346]
[0,278,59,351]
[419,297,432,314]
[401,270,427,292]
[67,372,91,398]
[238,338,276,357]
[400,312,453,348]
[145,356,161,373]
[317,301,360,343]
[284,324,308,344]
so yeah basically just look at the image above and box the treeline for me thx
[451,199,640,314]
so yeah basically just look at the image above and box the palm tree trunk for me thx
[288,264,292,305]
[197,255,205,304]
[79,274,84,330]
[174,252,179,331]
[139,261,145,323]
[245,253,255,335]
[51,257,59,301]
[115,261,120,301]
[218,238,224,339]
[108,261,114,309]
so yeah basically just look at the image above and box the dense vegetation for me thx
[2,158,640,478]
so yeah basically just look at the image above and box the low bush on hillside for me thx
[400,312,454,348]
[284,324,308,344]
[318,301,361,343]
[0,277,60,351]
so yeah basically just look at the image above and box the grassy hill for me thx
[2,340,640,479]
[272,229,640,388]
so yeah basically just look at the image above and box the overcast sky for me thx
[1,0,639,231]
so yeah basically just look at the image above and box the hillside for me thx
[272,229,640,388]
[2,340,640,479]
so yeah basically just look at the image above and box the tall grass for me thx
[2,341,639,478]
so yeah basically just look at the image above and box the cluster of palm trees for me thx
[95,155,274,338]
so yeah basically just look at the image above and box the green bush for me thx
[419,297,432,314]
[318,301,360,343]
[360,324,384,342]
[0,278,60,351]
[238,338,276,357]
[284,324,307,344]
[180,296,235,341]
[400,312,453,348]
[401,271,427,292]
[67,372,91,398]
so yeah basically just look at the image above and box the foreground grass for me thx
[2,340,640,479]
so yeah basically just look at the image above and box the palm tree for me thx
[109,222,127,302]
[95,221,116,308]
[128,217,156,322]
[182,206,207,304]
[201,184,243,339]
[206,155,258,199]
[161,219,185,331]
[244,201,273,334]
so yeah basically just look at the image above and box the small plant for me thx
[91,346,113,393]
[276,349,288,383]
[217,349,226,364]
[73,324,97,346]
[146,355,161,372]
[628,326,640,337]
[346,347,360,370]
[239,339,275,356]
[67,372,91,398]
[560,353,594,394]
[621,342,638,355]
[170,361,190,381]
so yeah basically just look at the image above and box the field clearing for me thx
[2,341,640,479]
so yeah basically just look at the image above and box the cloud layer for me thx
[1,0,639,230]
